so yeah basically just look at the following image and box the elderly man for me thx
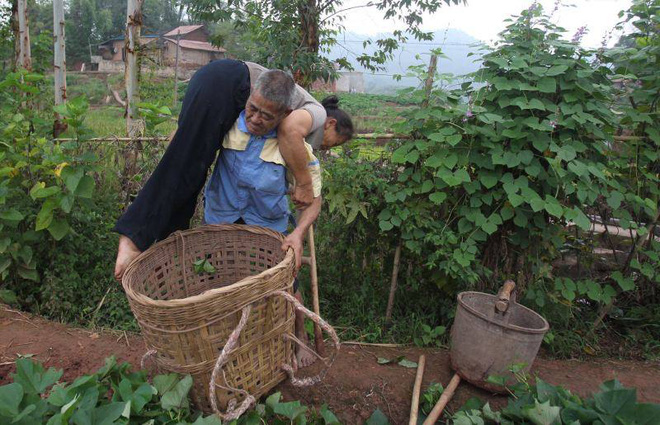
[204,69,321,269]
[114,59,325,280]
[206,69,322,366]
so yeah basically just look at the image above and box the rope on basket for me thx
[269,290,341,387]
[139,287,341,420]
[141,349,157,370]
[174,231,189,296]
[209,304,256,421]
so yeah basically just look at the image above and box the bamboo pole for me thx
[422,373,461,425]
[54,136,169,143]
[16,0,31,70]
[355,134,639,142]
[53,0,67,137]
[385,239,403,322]
[125,0,144,137]
[408,355,426,425]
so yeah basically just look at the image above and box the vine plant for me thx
[379,3,649,302]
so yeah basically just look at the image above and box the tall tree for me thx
[16,0,31,70]
[53,0,66,137]
[190,0,465,87]
[65,0,96,65]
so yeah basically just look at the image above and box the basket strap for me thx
[269,290,341,387]
[208,303,256,421]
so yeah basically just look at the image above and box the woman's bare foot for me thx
[295,339,318,368]
[114,235,142,281]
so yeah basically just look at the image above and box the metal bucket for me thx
[449,290,549,392]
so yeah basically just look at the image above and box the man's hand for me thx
[114,235,142,282]
[291,182,314,210]
[281,231,304,276]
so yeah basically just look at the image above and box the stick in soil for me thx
[385,239,403,323]
[408,355,426,425]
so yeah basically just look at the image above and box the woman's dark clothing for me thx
[113,59,251,251]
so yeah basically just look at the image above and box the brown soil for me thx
[1,305,659,425]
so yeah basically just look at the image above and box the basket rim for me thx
[121,224,295,307]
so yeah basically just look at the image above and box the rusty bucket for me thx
[449,281,549,392]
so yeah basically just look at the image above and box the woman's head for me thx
[321,96,354,149]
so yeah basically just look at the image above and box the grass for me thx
[84,106,177,137]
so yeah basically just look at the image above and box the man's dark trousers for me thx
[114,59,251,251]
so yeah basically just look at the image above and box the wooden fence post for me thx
[422,53,438,108]
[53,0,67,137]
[173,29,181,108]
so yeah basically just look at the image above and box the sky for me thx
[339,0,633,48]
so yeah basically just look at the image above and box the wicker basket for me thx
[122,224,335,419]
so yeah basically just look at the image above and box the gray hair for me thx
[253,70,295,111]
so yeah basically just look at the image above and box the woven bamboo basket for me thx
[122,224,338,420]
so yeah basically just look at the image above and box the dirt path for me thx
[1,306,659,424]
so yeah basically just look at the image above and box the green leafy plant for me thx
[452,378,660,425]
[420,383,444,416]
[0,357,343,425]
[381,3,621,290]
[0,72,97,285]
[0,356,220,424]
[193,258,216,275]
[413,324,446,347]
[138,102,174,135]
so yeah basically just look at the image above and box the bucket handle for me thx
[208,290,340,420]
[495,280,516,314]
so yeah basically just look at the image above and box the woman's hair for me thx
[321,95,354,140]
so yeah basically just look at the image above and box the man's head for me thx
[245,70,295,136]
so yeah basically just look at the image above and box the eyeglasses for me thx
[246,101,279,122]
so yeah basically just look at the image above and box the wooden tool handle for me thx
[422,373,461,425]
[408,355,426,425]
[495,280,516,313]
[308,227,326,356]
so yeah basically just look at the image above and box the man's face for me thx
[244,90,289,136]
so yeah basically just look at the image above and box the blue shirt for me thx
[204,111,290,232]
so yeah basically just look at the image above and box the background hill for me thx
[327,29,485,94]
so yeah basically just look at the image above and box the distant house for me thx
[91,24,226,74]
[311,70,365,93]
[162,25,226,68]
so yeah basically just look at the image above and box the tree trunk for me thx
[16,0,31,70]
[296,0,320,87]
[123,0,144,200]
[11,0,19,70]
[125,0,144,137]
[53,0,67,137]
